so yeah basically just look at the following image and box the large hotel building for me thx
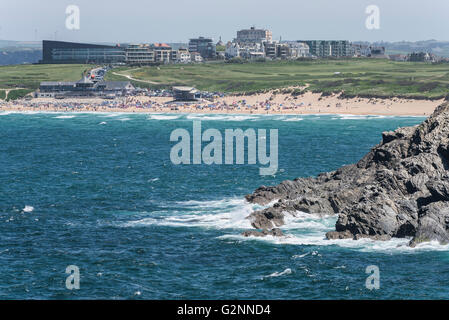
[236,27,272,43]
[41,40,126,64]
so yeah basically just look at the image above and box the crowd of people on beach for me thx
[0,89,316,113]
[0,87,438,116]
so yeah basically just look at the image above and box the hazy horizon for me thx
[1,0,449,43]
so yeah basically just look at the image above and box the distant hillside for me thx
[0,49,42,65]
[0,40,41,49]
[354,40,449,57]
[0,41,42,65]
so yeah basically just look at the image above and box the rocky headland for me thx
[243,102,449,247]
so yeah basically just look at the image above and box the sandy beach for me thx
[0,90,444,116]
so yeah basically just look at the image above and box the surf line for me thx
[170,120,278,175]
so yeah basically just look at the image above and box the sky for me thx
[1,0,448,43]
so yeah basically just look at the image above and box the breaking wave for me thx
[262,268,292,279]
[122,196,449,252]
[148,115,181,120]
[54,115,76,119]
[122,198,259,230]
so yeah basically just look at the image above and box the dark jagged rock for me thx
[243,103,449,246]
[242,228,284,237]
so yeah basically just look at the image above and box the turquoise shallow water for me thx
[1,111,449,299]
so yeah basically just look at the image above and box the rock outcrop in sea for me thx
[243,103,449,247]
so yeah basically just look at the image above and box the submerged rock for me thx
[243,103,449,246]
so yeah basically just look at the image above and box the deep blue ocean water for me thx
[1,111,449,299]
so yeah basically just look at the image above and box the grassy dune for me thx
[106,59,449,99]
[0,60,448,100]
[0,64,90,90]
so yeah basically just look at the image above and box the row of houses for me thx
[225,27,353,60]
[40,27,446,65]
[125,43,204,65]
[225,41,310,60]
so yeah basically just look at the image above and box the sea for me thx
[1,111,449,299]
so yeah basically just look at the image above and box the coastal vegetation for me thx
[5,89,34,101]
[0,64,90,90]
[106,59,449,99]
[0,60,448,100]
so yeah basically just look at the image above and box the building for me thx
[264,43,277,59]
[263,42,295,60]
[170,48,191,63]
[303,41,331,57]
[178,48,192,63]
[302,40,351,58]
[330,41,351,57]
[172,86,201,101]
[370,46,386,57]
[153,43,172,63]
[239,43,265,59]
[41,40,126,64]
[287,42,310,58]
[188,37,216,59]
[236,27,272,43]
[276,43,290,59]
[351,44,371,57]
[38,76,135,98]
[216,36,225,47]
[190,52,204,62]
[389,54,408,62]
[408,52,435,62]
[125,44,155,65]
[126,43,191,65]
[225,42,240,58]
[170,48,189,63]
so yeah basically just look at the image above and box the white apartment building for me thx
[125,44,155,65]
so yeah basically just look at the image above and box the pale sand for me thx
[0,90,444,116]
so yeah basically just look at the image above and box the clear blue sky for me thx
[1,0,448,43]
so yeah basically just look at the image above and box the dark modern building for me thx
[188,37,216,59]
[38,77,135,98]
[41,40,126,64]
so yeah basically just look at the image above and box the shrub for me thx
[6,89,33,101]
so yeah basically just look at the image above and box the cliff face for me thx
[244,103,449,247]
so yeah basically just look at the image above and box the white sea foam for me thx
[123,198,264,230]
[54,115,76,119]
[148,115,181,120]
[282,117,304,122]
[185,114,257,121]
[219,231,449,253]
[99,121,107,125]
[101,113,124,118]
[22,205,34,213]
[335,114,391,120]
[123,193,449,253]
[263,268,292,278]
[292,252,310,259]
[116,117,132,121]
